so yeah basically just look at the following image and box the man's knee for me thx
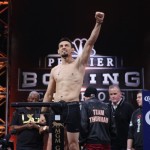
[68,142,79,150]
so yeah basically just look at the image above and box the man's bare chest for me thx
[54,65,77,80]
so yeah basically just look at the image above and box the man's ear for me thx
[71,47,75,53]
[58,49,60,54]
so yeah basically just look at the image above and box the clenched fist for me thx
[95,12,105,24]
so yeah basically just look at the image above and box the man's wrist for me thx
[41,107,48,113]
[37,124,40,129]
[43,126,48,132]
[96,20,103,25]
[40,111,45,113]
[41,109,46,113]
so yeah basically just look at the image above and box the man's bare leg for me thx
[67,132,79,150]
[43,133,52,150]
[64,127,69,150]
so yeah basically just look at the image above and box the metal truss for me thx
[0,0,8,137]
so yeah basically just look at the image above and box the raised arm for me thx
[80,11,105,66]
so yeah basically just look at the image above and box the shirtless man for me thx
[40,11,105,150]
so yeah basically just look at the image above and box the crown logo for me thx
[144,96,150,104]
[72,38,96,56]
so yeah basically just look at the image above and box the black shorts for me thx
[62,102,81,132]
[49,101,81,133]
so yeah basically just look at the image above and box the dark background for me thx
[9,0,150,102]
[2,0,149,147]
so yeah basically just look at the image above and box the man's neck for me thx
[112,98,122,106]
[61,57,74,64]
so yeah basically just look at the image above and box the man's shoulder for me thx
[131,108,141,119]
[122,100,134,111]
[51,65,60,73]
[82,98,106,105]
[82,99,94,105]
[52,64,60,70]
[134,107,141,113]
[123,100,132,106]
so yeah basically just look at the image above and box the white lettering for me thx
[102,73,119,85]
[57,58,62,64]
[89,58,94,66]
[20,71,142,90]
[144,96,150,104]
[22,72,37,87]
[145,111,150,125]
[98,92,106,102]
[137,118,141,132]
[89,74,96,84]
[55,145,60,150]
[97,58,104,66]
[48,58,55,67]
[43,73,50,85]
[47,56,116,67]
[107,58,114,66]
[125,72,140,87]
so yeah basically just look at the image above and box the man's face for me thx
[109,87,122,104]
[136,93,142,107]
[58,41,73,58]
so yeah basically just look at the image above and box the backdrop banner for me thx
[143,90,150,150]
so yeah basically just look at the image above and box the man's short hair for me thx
[59,37,74,48]
[109,84,121,92]
[28,91,40,100]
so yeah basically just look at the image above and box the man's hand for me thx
[39,114,46,125]
[95,12,105,24]
[39,125,49,134]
